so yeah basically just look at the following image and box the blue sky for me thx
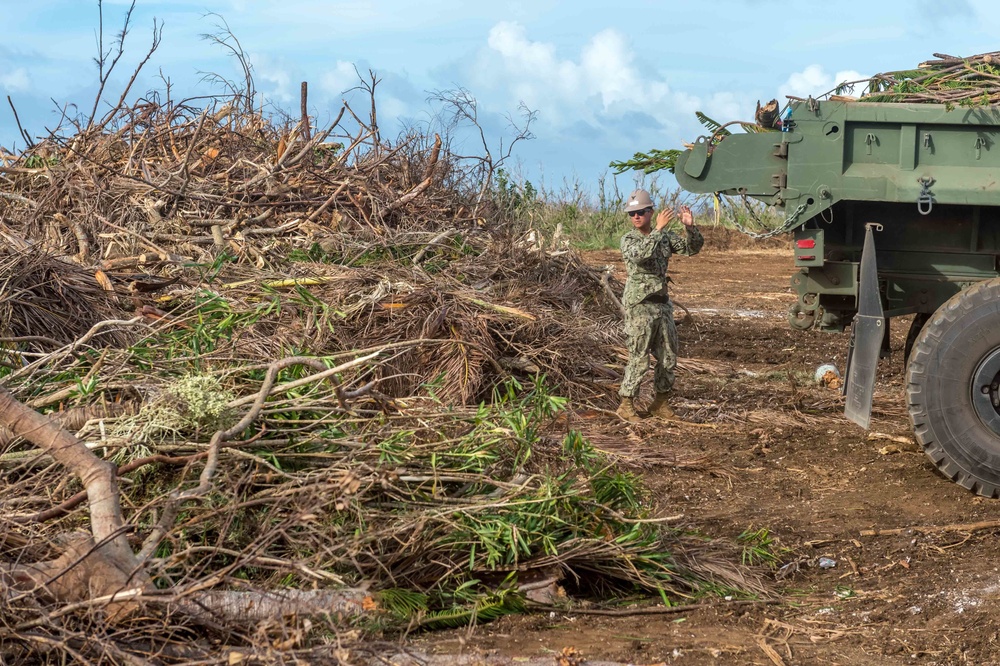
[2,1,999,198]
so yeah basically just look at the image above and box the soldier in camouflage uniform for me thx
[617,189,703,422]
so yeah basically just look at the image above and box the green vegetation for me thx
[101,368,761,630]
[609,111,766,176]
[737,526,787,568]
[22,153,60,168]
[484,170,785,250]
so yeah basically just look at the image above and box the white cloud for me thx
[377,95,409,124]
[1,68,30,93]
[474,21,698,132]
[320,61,362,97]
[779,65,867,99]
[250,54,296,105]
[702,92,753,126]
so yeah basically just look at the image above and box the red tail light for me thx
[796,239,816,249]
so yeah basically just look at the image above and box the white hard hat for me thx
[624,189,654,213]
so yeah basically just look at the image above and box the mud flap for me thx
[844,224,884,429]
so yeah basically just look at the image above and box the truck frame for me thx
[674,98,1000,496]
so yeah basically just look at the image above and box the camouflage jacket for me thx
[620,226,704,308]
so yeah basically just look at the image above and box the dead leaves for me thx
[556,646,586,666]
[756,617,848,665]
[818,369,842,390]
[868,432,917,455]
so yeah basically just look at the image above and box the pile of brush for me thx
[0,46,780,662]
[859,52,1000,106]
[0,89,631,407]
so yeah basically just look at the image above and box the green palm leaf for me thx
[695,112,730,136]
[417,589,526,630]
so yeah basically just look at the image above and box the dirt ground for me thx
[408,231,1000,665]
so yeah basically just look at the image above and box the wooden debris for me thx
[861,519,1000,537]
[755,98,780,129]
[860,52,1000,106]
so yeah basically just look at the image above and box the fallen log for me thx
[860,519,1000,537]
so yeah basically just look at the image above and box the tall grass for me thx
[493,171,787,250]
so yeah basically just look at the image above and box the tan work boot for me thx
[647,393,675,420]
[616,397,642,423]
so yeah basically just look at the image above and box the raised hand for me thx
[678,205,695,226]
[655,208,674,231]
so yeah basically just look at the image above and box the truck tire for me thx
[903,313,929,367]
[908,278,1000,496]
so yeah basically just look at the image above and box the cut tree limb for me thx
[0,386,151,605]
[599,266,625,317]
[861,519,1000,537]
[412,229,459,265]
[384,134,441,212]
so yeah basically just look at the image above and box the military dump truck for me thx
[673,97,1000,496]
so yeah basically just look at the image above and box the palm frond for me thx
[695,112,730,136]
[609,148,681,174]
[378,588,429,618]
[417,589,526,630]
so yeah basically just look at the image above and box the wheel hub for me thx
[972,347,1000,436]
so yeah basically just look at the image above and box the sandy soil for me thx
[411,231,1000,665]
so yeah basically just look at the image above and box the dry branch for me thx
[0,386,150,608]
[860,519,1000,537]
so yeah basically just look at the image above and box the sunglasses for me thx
[628,208,652,217]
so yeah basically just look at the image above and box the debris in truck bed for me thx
[859,51,1000,106]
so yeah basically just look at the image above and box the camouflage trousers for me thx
[619,299,678,399]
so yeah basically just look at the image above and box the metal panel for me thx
[844,225,885,429]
